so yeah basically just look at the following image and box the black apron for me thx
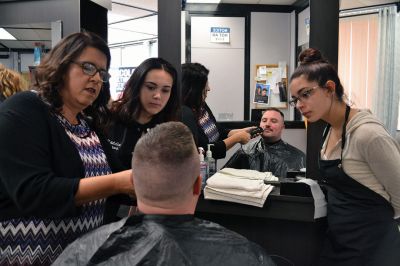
[318,105,400,266]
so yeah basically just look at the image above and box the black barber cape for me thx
[53,214,276,266]
[224,138,306,179]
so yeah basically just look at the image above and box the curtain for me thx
[339,14,378,109]
[373,6,400,138]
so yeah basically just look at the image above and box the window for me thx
[107,2,158,100]
[108,42,158,100]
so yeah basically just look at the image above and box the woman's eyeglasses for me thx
[72,61,111,83]
[289,86,320,107]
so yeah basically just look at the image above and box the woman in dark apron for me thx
[289,48,400,266]
[318,105,400,265]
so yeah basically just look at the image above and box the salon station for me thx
[1,0,399,265]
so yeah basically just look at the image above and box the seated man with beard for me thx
[224,107,305,179]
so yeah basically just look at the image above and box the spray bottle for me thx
[206,144,216,179]
[198,147,208,189]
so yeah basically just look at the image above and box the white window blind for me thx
[338,14,378,109]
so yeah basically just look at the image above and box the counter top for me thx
[196,188,315,222]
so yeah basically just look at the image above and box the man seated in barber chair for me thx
[223,107,305,179]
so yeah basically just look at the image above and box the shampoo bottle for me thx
[206,144,216,179]
[198,147,208,189]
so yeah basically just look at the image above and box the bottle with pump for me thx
[206,144,216,179]
[198,147,208,189]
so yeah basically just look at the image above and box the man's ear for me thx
[193,176,202,196]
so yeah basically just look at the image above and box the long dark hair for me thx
[290,48,344,101]
[34,31,112,131]
[110,57,179,125]
[181,62,209,117]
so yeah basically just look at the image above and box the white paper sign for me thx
[210,27,230,43]
[278,61,287,78]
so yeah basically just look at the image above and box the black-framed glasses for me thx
[71,61,111,83]
[289,86,320,107]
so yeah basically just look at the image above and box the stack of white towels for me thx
[203,168,278,207]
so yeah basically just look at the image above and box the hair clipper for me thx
[250,126,264,138]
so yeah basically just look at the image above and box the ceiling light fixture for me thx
[0,28,16,40]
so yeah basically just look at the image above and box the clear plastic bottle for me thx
[206,144,216,179]
[198,147,208,189]
[33,43,42,66]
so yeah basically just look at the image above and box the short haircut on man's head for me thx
[263,107,284,119]
[132,122,199,205]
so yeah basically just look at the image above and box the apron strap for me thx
[341,105,351,150]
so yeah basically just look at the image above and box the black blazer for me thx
[0,91,121,220]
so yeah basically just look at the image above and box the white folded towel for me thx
[204,185,274,207]
[206,172,265,191]
[203,168,276,207]
[218,168,277,181]
[205,182,269,198]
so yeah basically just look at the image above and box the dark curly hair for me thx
[290,48,344,101]
[110,57,179,125]
[181,62,209,118]
[33,31,111,131]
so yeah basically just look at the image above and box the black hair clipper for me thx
[250,126,264,138]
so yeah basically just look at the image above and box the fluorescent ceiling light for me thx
[186,0,221,3]
[0,28,16,40]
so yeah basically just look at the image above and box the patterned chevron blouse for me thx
[0,114,112,265]
[198,107,220,143]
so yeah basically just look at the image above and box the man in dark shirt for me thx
[53,122,276,266]
[224,107,305,179]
